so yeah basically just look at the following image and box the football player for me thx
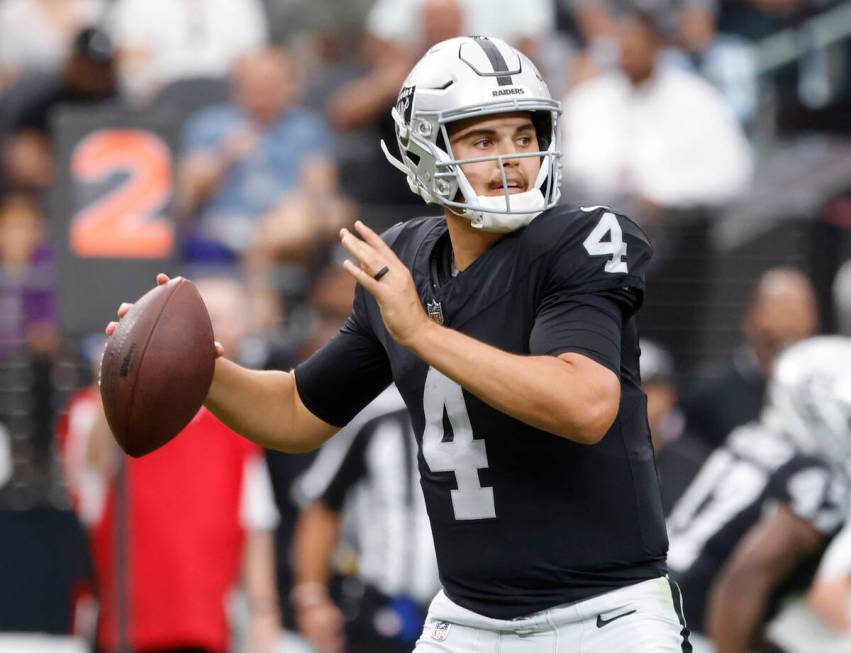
[667,336,851,653]
[108,36,689,652]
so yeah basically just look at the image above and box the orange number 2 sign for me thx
[70,129,175,258]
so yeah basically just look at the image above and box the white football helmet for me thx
[381,36,562,233]
[763,336,851,473]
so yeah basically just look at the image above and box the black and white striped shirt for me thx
[293,388,440,605]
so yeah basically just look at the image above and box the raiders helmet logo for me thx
[396,85,416,125]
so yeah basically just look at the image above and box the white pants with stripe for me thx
[414,576,691,653]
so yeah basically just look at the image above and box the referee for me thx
[290,388,440,653]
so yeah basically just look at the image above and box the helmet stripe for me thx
[471,36,514,86]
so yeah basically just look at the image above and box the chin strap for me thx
[466,189,546,232]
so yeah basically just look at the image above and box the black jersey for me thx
[667,423,849,634]
[296,205,668,619]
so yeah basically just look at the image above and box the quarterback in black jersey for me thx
[668,337,851,653]
[108,36,689,652]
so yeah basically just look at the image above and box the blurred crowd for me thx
[1,0,851,652]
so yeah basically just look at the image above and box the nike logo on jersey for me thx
[596,609,637,628]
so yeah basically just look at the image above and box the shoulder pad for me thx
[528,205,653,295]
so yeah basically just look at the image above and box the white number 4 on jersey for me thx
[422,367,496,521]
[581,208,628,274]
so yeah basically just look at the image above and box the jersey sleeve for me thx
[529,292,625,374]
[776,457,850,535]
[528,208,652,373]
[294,286,393,428]
[550,207,653,300]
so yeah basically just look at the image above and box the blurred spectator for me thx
[0,192,56,358]
[177,47,350,266]
[556,0,619,88]
[323,0,464,215]
[265,0,376,49]
[561,5,753,372]
[0,181,80,502]
[106,0,267,105]
[326,0,465,136]
[0,26,117,134]
[638,339,708,516]
[364,0,554,59]
[291,400,440,653]
[331,0,554,133]
[684,267,819,451]
[0,131,54,194]
[247,190,355,278]
[669,336,851,652]
[57,277,283,653]
[561,6,753,216]
[674,0,758,125]
[0,26,118,192]
[0,0,106,91]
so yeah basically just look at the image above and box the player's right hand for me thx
[104,274,225,358]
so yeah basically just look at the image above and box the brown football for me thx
[99,277,215,457]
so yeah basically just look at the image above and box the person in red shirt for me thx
[57,277,283,653]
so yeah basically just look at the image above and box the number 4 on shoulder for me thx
[581,208,628,274]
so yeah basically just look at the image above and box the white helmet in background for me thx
[763,336,851,473]
[381,35,562,233]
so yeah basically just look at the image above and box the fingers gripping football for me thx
[106,274,224,358]
[339,221,434,347]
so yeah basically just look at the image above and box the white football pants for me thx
[413,576,691,653]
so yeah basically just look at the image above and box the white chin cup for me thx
[466,189,546,233]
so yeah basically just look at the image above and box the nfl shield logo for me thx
[426,299,444,325]
[432,621,450,641]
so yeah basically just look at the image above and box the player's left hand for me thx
[339,220,435,347]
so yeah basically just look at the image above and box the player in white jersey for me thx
[668,336,851,652]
